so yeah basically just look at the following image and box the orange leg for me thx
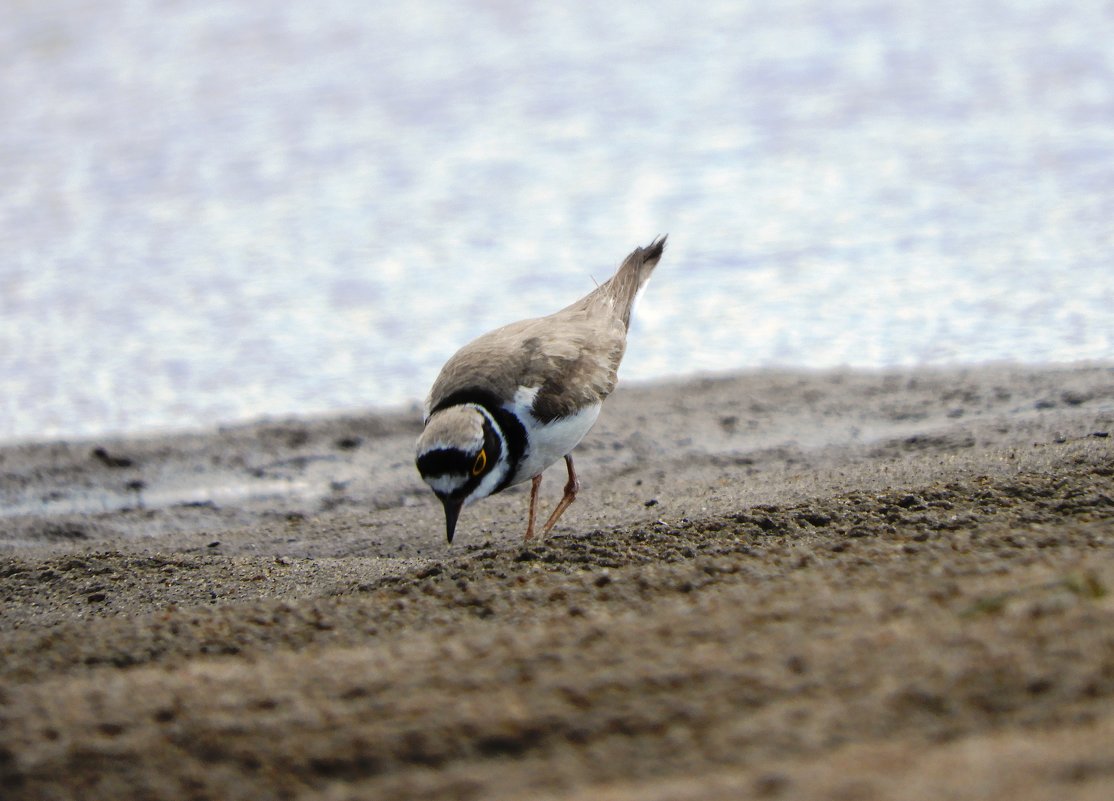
[524,473,543,541]
[540,455,580,537]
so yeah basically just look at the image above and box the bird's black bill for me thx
[442,496,465,544]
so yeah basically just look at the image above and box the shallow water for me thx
[2,0,1113,443]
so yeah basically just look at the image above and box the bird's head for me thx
[415,404,509,543]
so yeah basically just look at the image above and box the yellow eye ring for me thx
[472,449,487,476]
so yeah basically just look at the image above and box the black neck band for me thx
[430,389,527,492]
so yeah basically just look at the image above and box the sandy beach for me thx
[2,363,1113,800]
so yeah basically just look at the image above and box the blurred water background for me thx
[2,0,1113,443]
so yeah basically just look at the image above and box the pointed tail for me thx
[604,234,667,328]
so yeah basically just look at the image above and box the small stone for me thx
[91,447,133,468]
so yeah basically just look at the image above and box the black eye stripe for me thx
[416,411,508,498]
[416,448,472,478]
[429,391,525,477]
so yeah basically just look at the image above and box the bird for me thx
[416,235,667,544]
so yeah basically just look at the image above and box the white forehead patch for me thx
[426,474,466,496]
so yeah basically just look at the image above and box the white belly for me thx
[510,400,601,485]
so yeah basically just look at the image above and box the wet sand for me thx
[2,364,1113,800]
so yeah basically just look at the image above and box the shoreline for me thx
[2,363,1113,800]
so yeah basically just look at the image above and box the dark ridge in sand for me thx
[1,364,1113,800]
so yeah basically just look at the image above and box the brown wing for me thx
[426,309,627,423]
[426,237,665,422]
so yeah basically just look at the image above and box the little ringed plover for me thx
[416,235,667,543]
